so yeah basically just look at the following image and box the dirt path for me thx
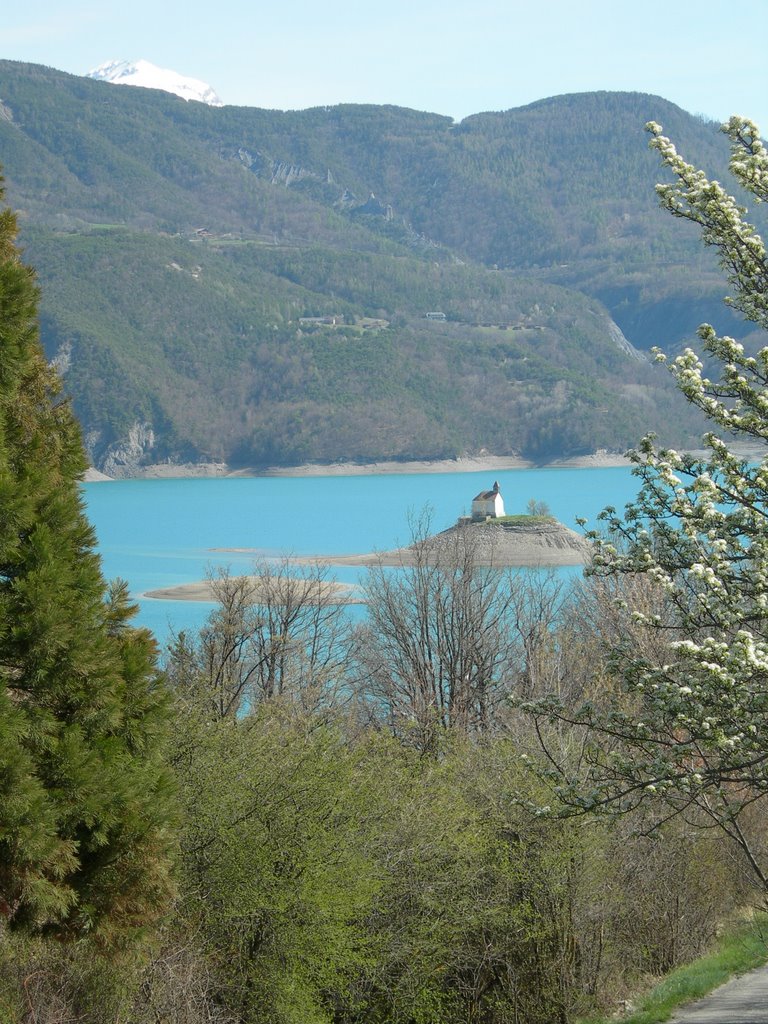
[667,964,768,1022]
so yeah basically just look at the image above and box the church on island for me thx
[470,481,505,521]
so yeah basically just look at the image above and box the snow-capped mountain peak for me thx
[87,59,223,106]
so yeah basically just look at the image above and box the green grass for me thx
[579,915,768,1024]
[487,514,556,526]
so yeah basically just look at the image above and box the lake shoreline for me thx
[83,440,768,484]
[84,450,632,482]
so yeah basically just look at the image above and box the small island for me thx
[288,481,589,568]
[149,482,590,603]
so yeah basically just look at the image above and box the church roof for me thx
[473,481,502,501]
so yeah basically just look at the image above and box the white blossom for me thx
[533,115,768,895]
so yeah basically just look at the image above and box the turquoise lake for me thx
[82,464,642,647]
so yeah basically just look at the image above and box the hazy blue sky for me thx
[4,0,767,127]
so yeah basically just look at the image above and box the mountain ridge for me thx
[0,60,752,473]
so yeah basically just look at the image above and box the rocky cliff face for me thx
[98,422,156,478]
[605,317,646,362]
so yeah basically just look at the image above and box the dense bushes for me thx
[154,695,747,1024]
[0,551,754,1024]
[108,551,748,1024]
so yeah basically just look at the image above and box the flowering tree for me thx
[528,117,768,891]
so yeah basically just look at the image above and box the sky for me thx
[3,0,767,128]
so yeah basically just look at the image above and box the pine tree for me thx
[0,181,175,940]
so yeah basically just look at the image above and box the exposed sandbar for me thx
[143,577,365,604]
[213,521,590,570]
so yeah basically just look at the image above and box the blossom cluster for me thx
[536,120,768,888]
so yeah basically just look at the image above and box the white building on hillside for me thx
[471,481,505,521]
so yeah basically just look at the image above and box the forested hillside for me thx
[4,113,768,1024]
[0,61,754,471]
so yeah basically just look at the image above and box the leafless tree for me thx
[166,558,354,718]
[353,512,526,751]
[131,930,240,1024]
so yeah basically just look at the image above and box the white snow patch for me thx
[87,59,223,107]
